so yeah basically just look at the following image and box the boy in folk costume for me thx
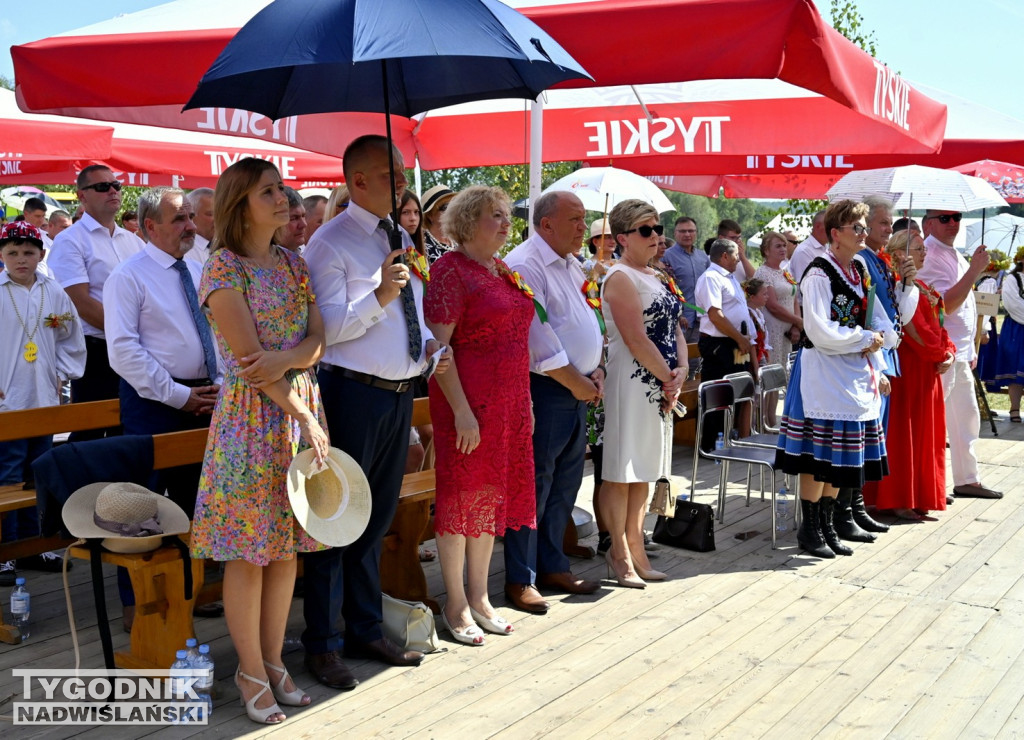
[0,222,86,584]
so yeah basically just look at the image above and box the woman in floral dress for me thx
[753,230,802,368]
[601,199,686,587]
[192,158,329,724]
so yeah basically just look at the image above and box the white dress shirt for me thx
[184,233,212,266]
[916,235,977,362]
[303,201,434,380]
[0,271,86,411]
[103,243,220,409]
[695,262,752,339]
[48,212,145,337]
[504,233,603,376]
[1002,271,1024,324]
[788,234,826,284]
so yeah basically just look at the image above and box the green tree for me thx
[0,74,13,91]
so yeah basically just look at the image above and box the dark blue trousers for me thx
[302,370,413,652]
[116,379,210,606]
[504,374,587,584]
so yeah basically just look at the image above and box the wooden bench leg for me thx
[380,499,439,613]
[117,557,205,670]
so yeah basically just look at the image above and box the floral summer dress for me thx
[601,264,682,483]
[191,246,328,565]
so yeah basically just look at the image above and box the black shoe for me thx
[16,551,70,573]
[643,531,660,553]
[833,489,877,543]
[820,497,853,556]
[797,499,835,559]
[596,531,611,555]
[848,487,890,533]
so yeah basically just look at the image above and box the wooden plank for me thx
[0,399,120,442]
[151,428,208,470]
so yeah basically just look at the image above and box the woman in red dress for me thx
[869,230,955,518]
[424,186,536,646]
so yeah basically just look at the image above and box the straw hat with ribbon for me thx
[287,446,372,547]
[62,482,190,554]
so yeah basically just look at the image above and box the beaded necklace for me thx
[5,281,45,363]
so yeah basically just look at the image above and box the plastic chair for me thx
[690,380,785,548]
[756,363,789,435]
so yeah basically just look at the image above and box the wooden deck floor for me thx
[3,416,1024,739]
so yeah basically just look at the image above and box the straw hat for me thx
[62,482,190,554]
[589,218,611,241]
[421,185,455,215]
[287,447,372,547]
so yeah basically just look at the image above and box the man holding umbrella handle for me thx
[302,135,452,689]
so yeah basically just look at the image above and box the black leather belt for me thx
[320,363,416,393]
[173,377,213,388]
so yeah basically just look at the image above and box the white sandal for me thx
[469,606,514,635]
[441,609,485,646]
[235,668,285,724]
[263,660,311,707]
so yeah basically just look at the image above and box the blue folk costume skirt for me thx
[775,349,889,489]
[994,317,1024,387]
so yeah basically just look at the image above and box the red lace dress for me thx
[424,251,537,537]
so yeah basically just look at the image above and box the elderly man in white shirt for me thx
[787,209,828,284]
[916,209,1002,499]
[501,191,604,612]
[104,186,221,510]
[302,135,451,687]
[695,238,753,451]
[49,165,144,438]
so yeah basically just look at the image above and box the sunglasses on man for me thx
[927,213,962,224]
[81,180,123,193]
[622,224,665,238]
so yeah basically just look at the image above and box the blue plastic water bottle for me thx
[714,432,725,464]
[10,577,30,641]
[193,644,214,718]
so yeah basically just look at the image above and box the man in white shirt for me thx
[788,209,828,284]
[274,187,307,253]
[916,209,1002,499]
[695,238,753,451]
[302,135,451,687]
[303,194,328,243]
[184,187,215,266]
[103,186,222,625]
[49,165,145,439]
[502,191,604,612]
[104,186,220,510]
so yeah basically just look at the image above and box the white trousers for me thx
[941,359,980,486]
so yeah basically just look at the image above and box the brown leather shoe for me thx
[953,483,1003,499]
[305,650,359,690]
[537,571,601,594]
[504,583,550,614]
[344,637,424,667]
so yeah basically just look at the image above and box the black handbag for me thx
[652,496,715,552]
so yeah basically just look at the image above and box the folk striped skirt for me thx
[774,350,888,489]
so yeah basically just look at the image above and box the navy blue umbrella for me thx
[185,0,590,240]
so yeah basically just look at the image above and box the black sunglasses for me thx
[927,213,962,224]
[787,239,800,246]
[622,224,664,238]
[81,180,122,193]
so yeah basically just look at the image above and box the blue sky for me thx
[2,0,1023,124]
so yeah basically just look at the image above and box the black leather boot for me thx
[797,498,835,558]
[834,487,877,542]
[820,496,854,556]
[849,487,890,533]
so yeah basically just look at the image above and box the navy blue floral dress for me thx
[601,264,682,483]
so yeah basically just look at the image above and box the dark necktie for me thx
[172,260,218,379]
[379,219,422,361]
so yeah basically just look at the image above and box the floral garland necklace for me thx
[5,281,46,363]
[405,247,430,283]
[495,259,548,323]
[918,279,946,327]
[654,269,705,315]
[581,277,606,334]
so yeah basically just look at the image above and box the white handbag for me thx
[381,594,440,653]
